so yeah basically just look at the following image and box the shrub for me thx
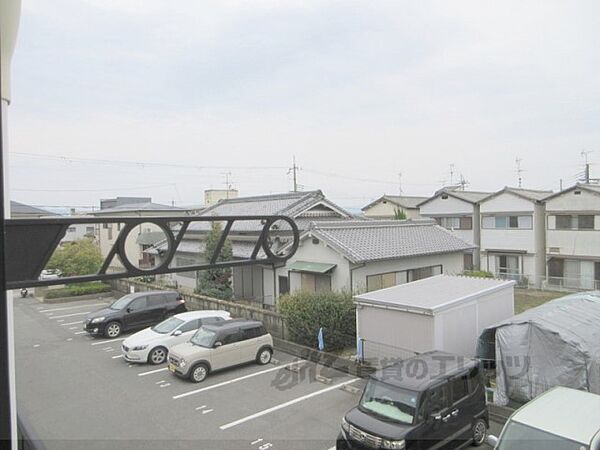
[45,282,111,299]
[462,270,494,278]
[278,290,356,351]
[46,238,103,276]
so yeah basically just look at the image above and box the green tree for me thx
[393,207,407,220]
[278,290,356,351]
[195,222,233,300]
[46,238,103,276]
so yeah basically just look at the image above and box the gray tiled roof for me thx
[418,189,492,207]
[503,187,553,201]
[152,238,265,259]
[188,191,352,232]
[308,220,475,264]
[10,201,59,217]
[92,202,186,215]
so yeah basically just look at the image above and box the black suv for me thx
[337,351,488,450]
[84,291,186,338]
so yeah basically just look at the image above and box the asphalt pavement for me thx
[14,294,500,449]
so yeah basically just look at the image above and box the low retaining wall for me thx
[111,279,288,339]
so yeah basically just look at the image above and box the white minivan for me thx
[487,386,600,450]
[121,310,230,365]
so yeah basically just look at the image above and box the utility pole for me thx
[449,164,455,186]
[559,179,563,191]
[288,156,300,192]
[458,174,469,190]
[398,172,402,196]
[581,150,593,183]
[515,158,524,188]
[222,171,233,197]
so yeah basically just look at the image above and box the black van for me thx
[337,351,488,450]
[84,291,186,338]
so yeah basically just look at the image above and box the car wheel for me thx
[472,418,487,446]
[256,348,272,365]
[190,363,208,383]
[104,321,121,338]
[148,346,167,365]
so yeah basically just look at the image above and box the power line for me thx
[12,183,177,192]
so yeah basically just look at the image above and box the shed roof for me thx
[355,274,515,314]
[307,220,475,264]
[91,202,185,215]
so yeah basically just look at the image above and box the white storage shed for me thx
[354,275,515,363]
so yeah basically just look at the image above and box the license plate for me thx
[168,364,176,372]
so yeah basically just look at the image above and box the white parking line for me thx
[73,331,87,335]
[195,405,207,411]
[60,321,84,326]
[219,379,359,430]
[159,383,171,388]
[39,303,107,313]
[90,338,126,346]
[112,354,124,359]
[49,312,90,319]
[202,409,213,414]
[172,362,299,400]
[138,367,168,377]
[68,326,78,330]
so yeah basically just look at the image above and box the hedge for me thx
[44,282,112,299]
[278,290,356,352]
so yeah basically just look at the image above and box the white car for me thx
[121,310,231,365]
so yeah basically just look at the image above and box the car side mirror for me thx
[486,435,499,447]
[172,330,182,337]
[126,307,132,313]
[213,341,222,348]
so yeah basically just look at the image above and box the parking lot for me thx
[14,295,499,449]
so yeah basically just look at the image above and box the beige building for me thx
[361,195,428,219]
[204,189,238,206]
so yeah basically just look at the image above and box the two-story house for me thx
[479,187,551,286]
[417,187,491,270]
[544,183,600,290]
[361,195,428,219]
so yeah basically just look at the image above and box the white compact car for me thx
[121,310,231,365]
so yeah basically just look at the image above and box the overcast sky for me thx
[7,0,600,211]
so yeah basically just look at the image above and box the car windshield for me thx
[110,294,135,310]
[358,380,418,425]
[190,327,216,347]
[152,317,184,334]
[497,421,588,450]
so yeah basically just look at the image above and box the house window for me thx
[408,265,442,282]
[437,217,472,230]
[85,226,95,234]
[67,227,76,233]
[496,255,519,276]
[300,273,331,292]
[366,272,397,292]
[578,215,595,230]
[278,276,289,296]
[555,215,595,230]
[464,253,474,271]
[483,215,532,229]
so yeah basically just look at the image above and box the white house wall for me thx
[363,201,420,219]
[480,193,534,214]
[351,252,465,294]
[420,195,473,216]
[546,189,600,258]
[274,236,351,294]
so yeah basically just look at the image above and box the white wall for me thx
[363,201,421,219]
[274,236,351,295]
[351,252,465,294]
[545,188,600,212]
[358,307,435,361]
[480,193,534,214]
[420,195,474,215]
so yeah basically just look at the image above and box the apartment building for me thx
[361,195,428,219]
[544,183,600,290]
[479,187,551,287]
[417,187,491,270]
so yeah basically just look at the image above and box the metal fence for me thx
[492,272,600,292]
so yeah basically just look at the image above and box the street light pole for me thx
[1,1,22,447]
